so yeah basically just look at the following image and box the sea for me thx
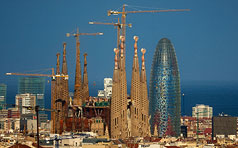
[5,81,238,118]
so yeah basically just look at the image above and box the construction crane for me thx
[6,68,68,80]
[66,28,103,43]
[89,18,132,49]
[108,4,190,43]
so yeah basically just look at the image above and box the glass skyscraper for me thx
[149,38,181,137]
[18,77,46,116]
[0,84,7,110]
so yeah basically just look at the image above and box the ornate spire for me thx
[141,48,146,70]
[74,37,83,106]
[133,36,139,57]
[130,35,141,137]
[83,53,89,101]
[114,48,119,69]
[56,53,60,75]
[61,43,69,132]
[120,36,125,57]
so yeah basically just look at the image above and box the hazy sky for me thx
[1,0,238,89]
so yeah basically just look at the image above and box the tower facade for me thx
[149,38,181,137]
[61,43,70,131]
[74,41,84,106]
[111,36,150,139]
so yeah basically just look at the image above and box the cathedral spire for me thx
[114,48,119,70]
[83,53,89,101]
[130,36,142,137]
[74,39,84,106]
[61,43,69,132]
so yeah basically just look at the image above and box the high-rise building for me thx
[111,36,150,139]
[0,84,7,110]
[18,77,47,122]
[15,93,36,115]
[149,38,181,137]
[192,104,213,118]
[18,77,45,110]
[104,78,112,99]
[97,78,112,99]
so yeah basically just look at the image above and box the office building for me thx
[149,38,181,137]
[18,77,45,112]
[0,84,7,110]
[192,104,213,118]
[212,116,237,138]
[104,78,112,99]
[15,93,36,115]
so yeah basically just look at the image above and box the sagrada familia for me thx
[50,33,151,139]
[110,36,150,139]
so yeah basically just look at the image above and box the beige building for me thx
[192,104,213,118]
[111,36,150,139]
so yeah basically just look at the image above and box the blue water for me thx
[5,81,238,118]
[181,81,238,116]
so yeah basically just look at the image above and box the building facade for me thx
[149,38,181,137]
[0,84,7,110]
[15,93,36,115]
[18,77,45,113]
[192,104,213,118]
[110,36,150,139]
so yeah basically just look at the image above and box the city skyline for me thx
[1,0,238,89]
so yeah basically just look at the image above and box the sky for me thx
[0,0,238,92]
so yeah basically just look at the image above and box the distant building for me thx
[192,104,213,118]
[0,84,7,110]
[104,78,112,99]
[15,93,36,115]
[97,90,105,98]
[149,38,181,137]
[97,78,112,99]
[18,77,48,122]
[212,116,237,138]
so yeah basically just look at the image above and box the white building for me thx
[104,78,112,98]
[192,104,213,118]
[97,78,112,99]
[15,93,36,115]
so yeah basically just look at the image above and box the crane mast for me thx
[89,18,132,49]
[108,4,191,52]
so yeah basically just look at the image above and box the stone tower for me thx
[140,48,150,137]
[111,35,150,139]
[74,39,84,106]
[130,36,142,137]
[83,53,89,101]
[51,57,56,133]
[110,48,121,139]
[55,53,63,134]
[119,36,128,139]
[61,43,70,131]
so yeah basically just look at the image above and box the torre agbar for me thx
[149,38,181,137]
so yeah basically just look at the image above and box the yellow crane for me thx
[108,4,190,43]
[89,18,132,49]
[66,28,103,42]
[6,68,68,80]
